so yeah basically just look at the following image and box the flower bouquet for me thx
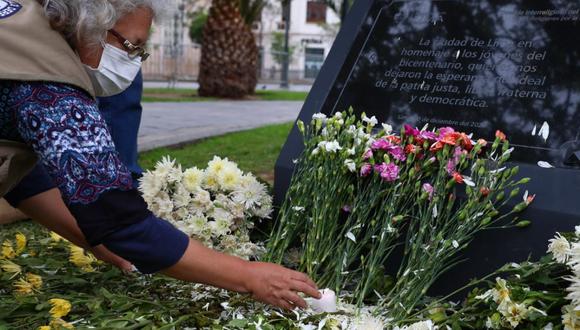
[140,156,273,259]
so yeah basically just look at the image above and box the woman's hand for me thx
[244,262,321,310]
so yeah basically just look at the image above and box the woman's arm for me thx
[163,239,321,310]
[17,188,133,271]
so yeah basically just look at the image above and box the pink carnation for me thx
[371,138,393,151]
[389,146,406,162]
[360,163,373,177]
[375,162,399,182]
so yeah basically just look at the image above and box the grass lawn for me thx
[142,88,308,102]
[139,122,294,184]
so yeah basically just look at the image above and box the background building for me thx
[142,0,340,85]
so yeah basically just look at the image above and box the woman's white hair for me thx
[39,0,174,47]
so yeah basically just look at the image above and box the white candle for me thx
[309,288,337,313]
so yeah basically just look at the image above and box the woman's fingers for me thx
[281,290,307,309]
[276,298,295,311]
[290,279,321,299]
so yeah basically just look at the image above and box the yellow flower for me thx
[38,326,51,330]
[50,318,74,329]
[1,260,22,278]
[26,273,43,289]
[48,298,72,319]
[1,240,16,259]
[13,278,34,295]
[50,232,65,242]
[68,246,96,272]
[15,232,27,254]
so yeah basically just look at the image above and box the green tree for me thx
[189,11,208,44]
[271,32,294,66]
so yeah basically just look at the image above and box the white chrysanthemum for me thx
[351,315,385,330]
[206,156,228,175]
[153,191,174,217]
[565,276,580,306]
[548,233,571,263]
[202,171,220,192]
[182,167,204,192]
[252,198,273,219]
[172,183,192,208]
[402,320,435,330]
[139,171,164,200]
[567,242,580,273]
[191,189,213,212]
[173,207,189,221]
[209,218,232,237]
[562,304,580,330]
[153,156,177,179]
[189,215,208,235]
[217,166,243,192]
[231,174,268,210]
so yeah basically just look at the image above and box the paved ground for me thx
[138,101,303,152]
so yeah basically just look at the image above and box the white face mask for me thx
[84,43,142,97]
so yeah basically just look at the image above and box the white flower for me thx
[362,114,378,126]
[344,159,356,173]
[351,315,385,330]
[327,140,343,152]
[217,165,243,192]
[312,113,327,121]
[491,277,511,305]
[191,189,213,211]
[561,304,580,330]
[210,218,232,237]
[206,156,228,175]
[292,206,305,212]
[312,147,320,155]
[452,240,459,248]
[231,174,269,211]
[565,276,580,306]
[173,183,192,208]
[382,123,393,135]
[576,226,580,236]
[153,156,177,179]
[190,215,208,232]
[403,320,435,330]
[547,233,571,263]
[347,147,356,156]
[182,167,204,192]
[501,302,528,328]
[139,171,164,200]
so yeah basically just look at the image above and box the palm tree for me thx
[197,0,264,98]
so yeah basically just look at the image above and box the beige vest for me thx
[0,0,95,97]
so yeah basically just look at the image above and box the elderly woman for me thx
[0,0,320,310]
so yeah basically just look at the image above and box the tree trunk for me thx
[198,0,258,98]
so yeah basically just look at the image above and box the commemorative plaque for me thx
[275,0,580,294]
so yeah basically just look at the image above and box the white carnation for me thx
[344,159,356,173]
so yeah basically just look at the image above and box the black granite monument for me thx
[275,0,580,294]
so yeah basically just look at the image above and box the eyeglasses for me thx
[108,29,150,62]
